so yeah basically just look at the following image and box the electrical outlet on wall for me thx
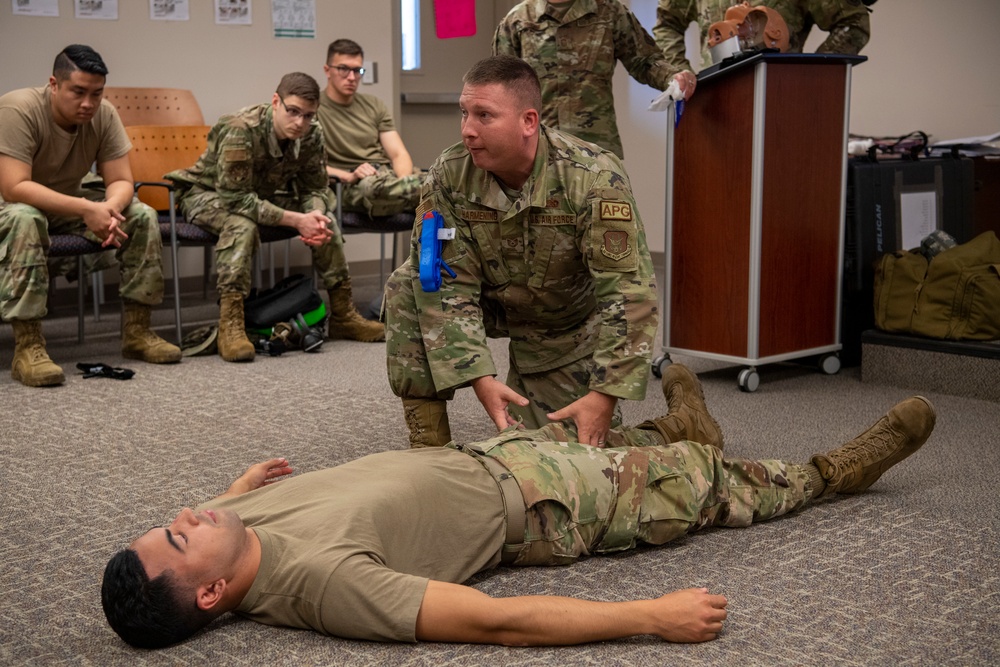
[363,60,377,85]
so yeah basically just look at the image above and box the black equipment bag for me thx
[243,274,325,332]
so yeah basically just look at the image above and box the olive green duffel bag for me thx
[873,231,1000,340]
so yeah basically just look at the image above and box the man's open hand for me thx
[222,458,294,498]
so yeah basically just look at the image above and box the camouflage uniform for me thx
[0,193,164,321]
[0,85,164,321]
[337,164,424,218]
[767,0,871,54]
[653,0,872,72]
[166,104,349,296]
[461,422,813,566]
[385,126,658,430]
[653,0,734,72]
[493,0,681,159]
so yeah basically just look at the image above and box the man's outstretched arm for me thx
[415,580,727,646]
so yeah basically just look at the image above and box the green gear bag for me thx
[874,231,1000,340]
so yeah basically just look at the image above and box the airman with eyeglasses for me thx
[317,38,425,218]
[165,71,386,359]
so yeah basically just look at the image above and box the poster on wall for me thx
[150,0,189,21]
[75,0,118,20]
[11,0,59,17]
[215,0,252,25]
[272,0,315,39]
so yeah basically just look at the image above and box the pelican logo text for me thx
[600,201,632,221]
[601,230,632,261]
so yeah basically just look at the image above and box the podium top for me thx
[698,52,866,85]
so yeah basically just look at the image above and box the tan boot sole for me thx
[12,364,65,387]
[122,345,182,364]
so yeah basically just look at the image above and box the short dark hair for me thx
[327,38,363,62]
[52,44,108,81]
[463,55,542,112]
[276,72,320,103]
[101,548,214,649]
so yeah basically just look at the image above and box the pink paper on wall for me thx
[434,0,477,39]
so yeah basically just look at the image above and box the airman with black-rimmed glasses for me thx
[317,38,425,219]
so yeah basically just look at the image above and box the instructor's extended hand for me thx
[547,390,616,447]
[471,376,529,432]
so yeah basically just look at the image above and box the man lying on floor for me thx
[101,364,936,648]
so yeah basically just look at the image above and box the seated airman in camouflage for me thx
[167,73,384,363]
[100,363,937,649]
[0,44,181,387]
[385,55,658,449]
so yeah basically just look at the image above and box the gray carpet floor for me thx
[1,285,998,666]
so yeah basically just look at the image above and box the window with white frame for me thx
[401,0,420,71]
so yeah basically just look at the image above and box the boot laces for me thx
[836,418,897,467]
[25,343,51,364]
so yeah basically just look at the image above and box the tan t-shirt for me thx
[203,447,505,642]
[0,86,131,196]
[316,92,395,170]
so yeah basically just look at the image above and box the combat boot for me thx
[218,293,255,362]
[810,396,936,497]
[402,398,452,448]
[10,320,64,387]
[327,281,385,342]
[121,302,182,364]
[637,363,724,449]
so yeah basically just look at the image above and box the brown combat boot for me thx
[218,293,255,362]
[121,302,182,364]
[638,363,724,450]
[402,398,452,448]
[810,396,936,497]
[327,281,385,342]
[10,320,65,387]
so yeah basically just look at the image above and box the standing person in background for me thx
[654,0,873,73]
[494,0,696,159]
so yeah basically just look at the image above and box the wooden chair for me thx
[126,125,213,342]
[105,87,204,126]
[126,125,299,341]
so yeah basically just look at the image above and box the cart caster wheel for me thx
[651,354,671,378]
[819,353,841,375]
[737,368,760,393]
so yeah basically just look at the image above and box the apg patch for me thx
[600,200,633,222]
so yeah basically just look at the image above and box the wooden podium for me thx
[657,53,865,391]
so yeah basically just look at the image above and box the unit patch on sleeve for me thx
[591,198,639,272]
[599,199,633,222]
